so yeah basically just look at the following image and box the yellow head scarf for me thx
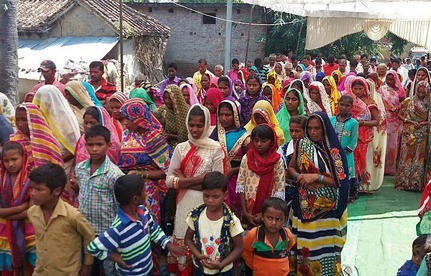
[322,76,341,114]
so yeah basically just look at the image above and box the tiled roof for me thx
[17,0,169,37]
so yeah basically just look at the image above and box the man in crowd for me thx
[323,56,338,76]
[214,64,224,77]
[159,62,181,94]
[254,58,269,83]
[88,61,117,109]
[338,58,349,76]
[193,58,214,89]
[228,59,240,82]
[32,60,65,95]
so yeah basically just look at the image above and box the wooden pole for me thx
[244,5,254,67]
[119,0,124,92]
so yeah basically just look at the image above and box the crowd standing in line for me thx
[0,53,431,275]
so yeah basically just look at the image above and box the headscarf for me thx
[377,63,388,81]
[322,76,341,114]
[295,112,349,220]
[0,141,31,270]
[186,104,222,149]
[204,88,224,126]
[81,82,102,107]
[186,77,198,95]
[346,77,372,121]
[331,70,343,83]
[249,66,259,74]
[64,81,96,132]
[366,79,386,118]
[130,88,157,111]
[0,115,13,145]
[262,83,282,112]
[74,107,121,165]
[246,123,280,214]
[23,91,36,103]
[288,79,307,94]
[274,62,287,82]
[237,68,250,87]
[238,77,268,123]
[385,70,406,99]
[303,81,333,116]
[267,71,282,91]
[119,99,170,171]
[210,77,219,88]
[296,64,306,72]
[179,83,199,106]
[32,85,80,154]
[315,71,326,81]
[300,71,313,85]
[218,75,239,101]
[10,104,63,168]
[339,75,356,93]
[108,92,129,140]
[245,100,285,145]
[409,67,431,98]
[276,88,306,142]
[164,85,189,147]
[140,81,164,107]
[0,92,15,126]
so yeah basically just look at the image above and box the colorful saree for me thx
[108,92,129,141]
[322,76,341,114]
[303,81,333,116]
[164,85,190,149]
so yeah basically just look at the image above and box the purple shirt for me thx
[228,69,239,83]
[159,76,181,94]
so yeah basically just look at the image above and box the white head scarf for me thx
[186,104,222,149]
[303,81,333,116]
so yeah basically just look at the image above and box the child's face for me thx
[83,114,99,132]
[338,100,353,115]
[412,244,429,268]
[262,207,286,234]
[2,149,23,175]
[16,108,29,136]
[134,186,147,206]
[290,123,305,141]
[85,136,110,161]
[29,181,60,206]
[188,115,205,140]
[203,189,227,212]
[253,136,274,155]
[218,81,230,97]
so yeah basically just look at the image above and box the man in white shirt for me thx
[392,58,408,86]
[193,58,215,89]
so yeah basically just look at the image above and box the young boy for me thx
[330,95,359,201]
[184,171,244,276]
[398,235,431,276]
[88,175,184,275]
[27,163,95,276]
[74,125,124,274]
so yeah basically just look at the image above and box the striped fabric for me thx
[88,206,171,275]
[10,103,64,169]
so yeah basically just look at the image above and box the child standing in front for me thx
[185,172,244,276]
[330,95,359,200]
[88,175,185,275]
[242,197,295,276]
[27,163,95,276]
[237,124,285,227]
[74,125,124,274]
[0,142,36,275]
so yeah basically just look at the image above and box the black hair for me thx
[286,88,301,100]
[262,197,289,218]
[29,162,67,193]
[202,73,211,81]
[89,61,104,71]
[178,79,189,86]
[83,106,100,121]
[291,55,298,62]
[370,57,377,62]
[290,115,307,129]
[218,76,230,86]
[231,58,239,65]
[85,125,110,143]
[351,79,365,88]
[114,175,145,206]
[360,54,368,60]
[198,59,207,65]
[408,69,417,77]
[290,80,304,92]
[339,94,354,105]
[251,124,274,142]
[188,105,205,123]
[357,72,366,78]
[201,171,228,192]
[413,234,430,247]
[392,58,401,65]
[327,56,335,63]
[2,141,24,156]
[350,60,358,67]
[167,62,178,70]
[247,74,261,85]
[315,57,322,65]
[254,58,263,67]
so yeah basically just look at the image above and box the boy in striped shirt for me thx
[87,175,185,275]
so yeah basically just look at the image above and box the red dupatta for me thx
[246,124,280,214]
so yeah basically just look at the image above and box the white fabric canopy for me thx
[243,0,431,50]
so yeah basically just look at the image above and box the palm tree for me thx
[0,0,18,105]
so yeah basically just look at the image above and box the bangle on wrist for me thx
[173,177,180,189]
[317,174,324,183]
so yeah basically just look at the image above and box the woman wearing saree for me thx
[322,76,341,114]
[179,83,199,107]
[262,83,282,112]
[163,84,189,149]
[203,87,224,127]
[377,70,406,175]
[64,81,97,133]
[366,79,387,191]
[166,105,225,275]
[288,112,349,276]
[245,100,286,146]
[210,100,250,216]
[266,71,282,97]
[108,92,129,141]
[408,67,430,98]
[129,87,157,112]
[303,81,333,116]
[396,81,431,191]
[276,88,306,142]
[331,70,343,86]
[119,98,171,223]
[377,63,388,83]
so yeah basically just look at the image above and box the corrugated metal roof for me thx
[18,36,118,80]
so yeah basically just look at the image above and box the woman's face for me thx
[303,80,310,88]
[247,78,260,96]
[123,118,139,132]
[285,92,299,112]
[417,85,427,99]
[83,114,99,131]
[203,97,217,114]
[292,84,302,93]
[296,66,303,73]
[307,117,323,142]
[201,75,210,90]
[323,80,331,95]
[274,64,282,74]
[290,123,305,141]
[333,74,339,84]
[16,108,29,136]
[263,86,272,100]
[386,74,395,88]
[377,66,387,76]
[163,91,174,110]
[253,112,268,125]
[181,87,190,105]
[188,115,205,139]
[352,83,365,98]
[65,91,81,108]
[218,106,234,130]
[309,88,321,103]
[109,99,122,120]
[218,81,230,97]
[417,69,428,82]
[268,76,276,85]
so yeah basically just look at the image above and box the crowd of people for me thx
[0,51,430,276]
